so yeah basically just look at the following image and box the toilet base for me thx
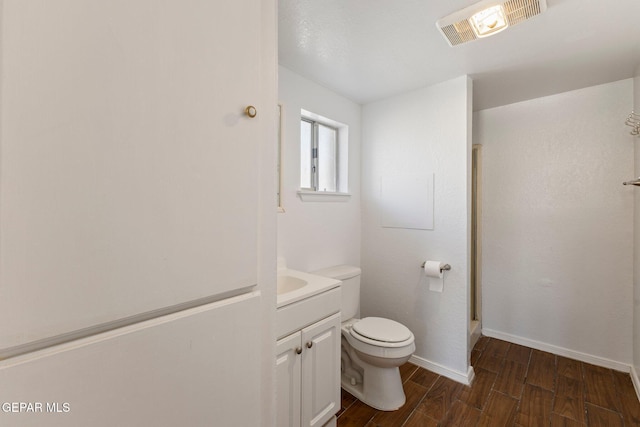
[340,363,406,411]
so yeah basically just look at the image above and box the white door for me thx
[276,331,302,427]
[0,0,262,352]
[301,313,341,427]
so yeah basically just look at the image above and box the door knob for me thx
[306,341,313,349]
[295,347,302,355]
[245,105,257,118]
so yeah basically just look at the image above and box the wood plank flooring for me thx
[336,336,640,426]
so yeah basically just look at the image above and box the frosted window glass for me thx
[317,124,337,192]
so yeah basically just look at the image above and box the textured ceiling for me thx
[278,0,640,110]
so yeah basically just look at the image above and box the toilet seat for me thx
[345,317,415,350]
[352,317,412,343]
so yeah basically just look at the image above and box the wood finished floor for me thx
[336,336,640,426]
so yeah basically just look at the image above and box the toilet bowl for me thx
[340,317,415,410]
[312,265,416,411]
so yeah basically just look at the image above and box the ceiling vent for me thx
[436,0,547,46]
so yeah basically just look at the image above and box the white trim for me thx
[277,103,285,212]
[482,328,631,373]
[409,354,475,385]
[630,365,640,403]
[297,190,351,202]
[469,320,481,350]
[0,291,261,367]
[301,109,346,129]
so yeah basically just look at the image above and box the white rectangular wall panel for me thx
[380,172,434,230]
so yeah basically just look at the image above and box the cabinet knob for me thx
[245,105,257,118]
[295,347,302,355]
[306,341,313,349]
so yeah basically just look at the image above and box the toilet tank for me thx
[312,265,361,320]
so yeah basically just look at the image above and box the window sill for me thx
[297,190,351,202]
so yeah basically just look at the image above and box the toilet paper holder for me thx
[421,262,451,273]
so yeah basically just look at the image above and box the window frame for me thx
[297,110,350,202]
[300,117,339,192]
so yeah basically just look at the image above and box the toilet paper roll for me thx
[424,260,444,292]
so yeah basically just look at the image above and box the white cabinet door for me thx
[276,332,302,427]
[0,0,262,351]
[301,313,341,427]
[0,292,262,427]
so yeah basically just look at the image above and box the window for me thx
[299,110,348,197]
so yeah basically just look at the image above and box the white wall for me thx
[361,76,473,381]
[477,79,634,369]
[277,66,361,272]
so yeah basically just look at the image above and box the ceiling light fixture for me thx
[470,5,508,37]
[437,0,547,46]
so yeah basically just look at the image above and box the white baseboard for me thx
[631,365,640,403]
[409,354,475,386]
[321,416,336,427]
[482,328,631,373]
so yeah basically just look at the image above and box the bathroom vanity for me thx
[275,270,341,427]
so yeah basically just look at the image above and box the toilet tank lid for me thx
[311,265,361,280]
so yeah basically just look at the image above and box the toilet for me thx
[312,265,415,411]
